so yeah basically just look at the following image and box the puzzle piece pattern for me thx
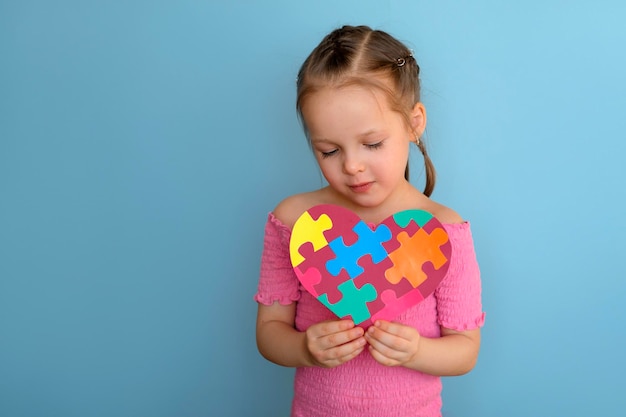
[327,221,392,278]
[290,204,452,327]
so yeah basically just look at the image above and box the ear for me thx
[409,102,427,138]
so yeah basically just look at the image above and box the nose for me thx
[342,151,365,175]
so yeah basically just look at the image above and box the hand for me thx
[304,319,366,368]
[365,320,421,367]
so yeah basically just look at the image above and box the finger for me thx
[321,326,364,349]
[316,336,366,367]
[329,336,367,362]
[366,325,409,356]
[338,343,366,363]
[372,320,414,341]
[366,332,401,359]
[368,344,400,367]
[309,319,356,338]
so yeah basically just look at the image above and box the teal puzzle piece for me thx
[318,279,377,325]
[393,210,433,228]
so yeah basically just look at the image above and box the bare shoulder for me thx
[424,199,465,225]
[272,190,322,229]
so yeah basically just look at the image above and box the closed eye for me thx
[320,149,338,158]
[366,141,384,150]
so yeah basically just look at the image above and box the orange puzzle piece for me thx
[384,228,449,288]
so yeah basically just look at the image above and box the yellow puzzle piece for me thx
[289,211,333,267]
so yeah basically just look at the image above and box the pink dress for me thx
[254,213,485,417]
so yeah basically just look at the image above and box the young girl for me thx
[254,25,485,417]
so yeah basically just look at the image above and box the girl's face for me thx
[301,83,425,210]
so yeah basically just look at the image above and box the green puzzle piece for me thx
[318,280,377,325]
[393,209,433,228]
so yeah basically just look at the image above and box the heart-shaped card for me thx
[289,204,451,327]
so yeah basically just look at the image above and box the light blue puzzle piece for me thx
[326,221,392,279]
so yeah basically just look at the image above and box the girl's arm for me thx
[256,302,367,368]
[365,321,480,376]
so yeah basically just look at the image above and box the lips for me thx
[349,182,373,193]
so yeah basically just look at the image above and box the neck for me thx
[320,182,427,223]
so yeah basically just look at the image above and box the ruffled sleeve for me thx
[253,213,301,306]
[435,222,486,331]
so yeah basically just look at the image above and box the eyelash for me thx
[319,142,384,159]
[320,150,338,159]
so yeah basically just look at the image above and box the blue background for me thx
[1,1,625,416]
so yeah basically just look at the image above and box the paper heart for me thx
[289,204,451,327]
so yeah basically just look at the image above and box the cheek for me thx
[316,158,337,179]
[380,147,410,177]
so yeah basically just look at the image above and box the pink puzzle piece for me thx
[293,266,323,297]
[370,288,425,324]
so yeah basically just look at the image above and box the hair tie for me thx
[396,52,414,67]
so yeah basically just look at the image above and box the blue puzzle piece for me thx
[326,221,392,279]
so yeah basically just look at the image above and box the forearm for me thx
[406,328,480,376]
[256,302,313,367]
[257,319,312,368]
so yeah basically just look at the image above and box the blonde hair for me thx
[296,25,436,196]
